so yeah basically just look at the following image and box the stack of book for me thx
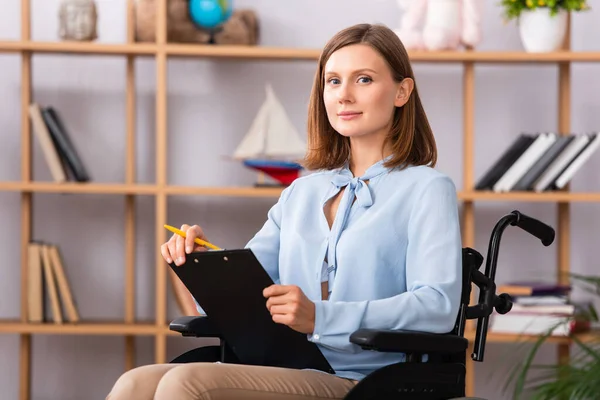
[29,102,90,183]
[475,132,600,192]
[27,242,79,324]
[490,282,590,336]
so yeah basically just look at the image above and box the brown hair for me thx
[303,23,437,171]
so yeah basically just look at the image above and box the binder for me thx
[493,133,557,192]
[169,249,335,374]
[41,107,90,182]
[474,134,536,190]
[552,133,600,190]
[533,134,591,192]
[511,135,575,191]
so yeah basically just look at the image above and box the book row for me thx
[490,282,592,336]
[27,242,79,324]
[476,132,600,192]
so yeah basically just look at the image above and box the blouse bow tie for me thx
[325,158,393,295]
[330,173,374,208]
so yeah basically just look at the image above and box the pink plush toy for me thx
[395,0,483,51]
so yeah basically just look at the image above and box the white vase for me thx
[518,8,568,52]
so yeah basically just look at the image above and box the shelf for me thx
[0,181,156,195]
[164,185,285,197]
[165,43,320,60]
[465,329,600,345]
[460,191,600,202]
[2,182,600,201]
[162,326,600,343]
[0,40,156,56]
[2,320,595,345]
[0,182,284,197]
[1,40,600,63]
[411,50,600,63]
[0,321,161,335]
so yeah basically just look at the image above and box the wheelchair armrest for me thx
[169,316,221,338]
[349,328,468,354]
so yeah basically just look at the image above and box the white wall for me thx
[0,0,599,399]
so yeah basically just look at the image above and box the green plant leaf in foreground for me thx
[502,272,600,399]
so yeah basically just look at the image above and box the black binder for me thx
[475,133,536,190]
[169,249,335,374]
[41,107,90,182]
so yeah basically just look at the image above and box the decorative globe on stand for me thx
[188,0,233,42]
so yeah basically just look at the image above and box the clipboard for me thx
[169,248,335,374]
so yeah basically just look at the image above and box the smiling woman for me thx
[303,23,436,175]
[107,23,462,400]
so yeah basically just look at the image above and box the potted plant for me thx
[504,273,600,399]
[500,0,590,52]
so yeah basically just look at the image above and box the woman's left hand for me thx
[263,284,315,334]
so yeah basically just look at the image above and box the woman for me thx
[107,22,462,400]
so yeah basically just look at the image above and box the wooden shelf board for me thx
[0,181,156,195]
[0,321,161,335]
[1,182,600,201]
[460,191,600,202]
[410,50,600,63]
[165,43,321,60]
[0,40,156,56]
[164,185,285,197]
[466,329,599,344]
[1,320,596,344]
[1,41,600,63]
[163,326,599,343]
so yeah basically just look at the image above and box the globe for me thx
[189,0,233,30]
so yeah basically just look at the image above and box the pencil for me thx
[163,224,221,250]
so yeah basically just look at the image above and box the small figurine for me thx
[59,0,98,41]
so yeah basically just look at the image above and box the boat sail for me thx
[233,84,307,186]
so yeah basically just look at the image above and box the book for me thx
[493,133,557,192]
[40,244,63,323]
[47,245,80,323]
[552,133,600,190]
[29,103,68,182]
[510,303,576,315]
[27,243,44,323]
[490,313,590,336]
[27,242,79,323]
[497,282,571,297]
[511,135,575,191]
[532,134,591,192]
[514,295,568,305]
[475,133,536,190]
[41,106,90,182]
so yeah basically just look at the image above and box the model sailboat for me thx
[233,84,307,186]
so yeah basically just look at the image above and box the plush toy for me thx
[395,0,483,51]
[213,9,258,45]
[134,0,259,45]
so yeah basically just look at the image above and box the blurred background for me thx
[0,0,599,399]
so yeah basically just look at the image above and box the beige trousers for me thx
[106,362,357,400]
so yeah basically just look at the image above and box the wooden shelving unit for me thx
[2,182,600,201]
[4,39,600,63]
[1,1,598,399]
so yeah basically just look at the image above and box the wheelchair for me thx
[168,210,555,400]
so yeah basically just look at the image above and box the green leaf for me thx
[499,271,600,399]
[499,0,591,20]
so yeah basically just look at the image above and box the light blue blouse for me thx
[197,158,463,381]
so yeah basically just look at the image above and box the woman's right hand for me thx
[161,224,209,266]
